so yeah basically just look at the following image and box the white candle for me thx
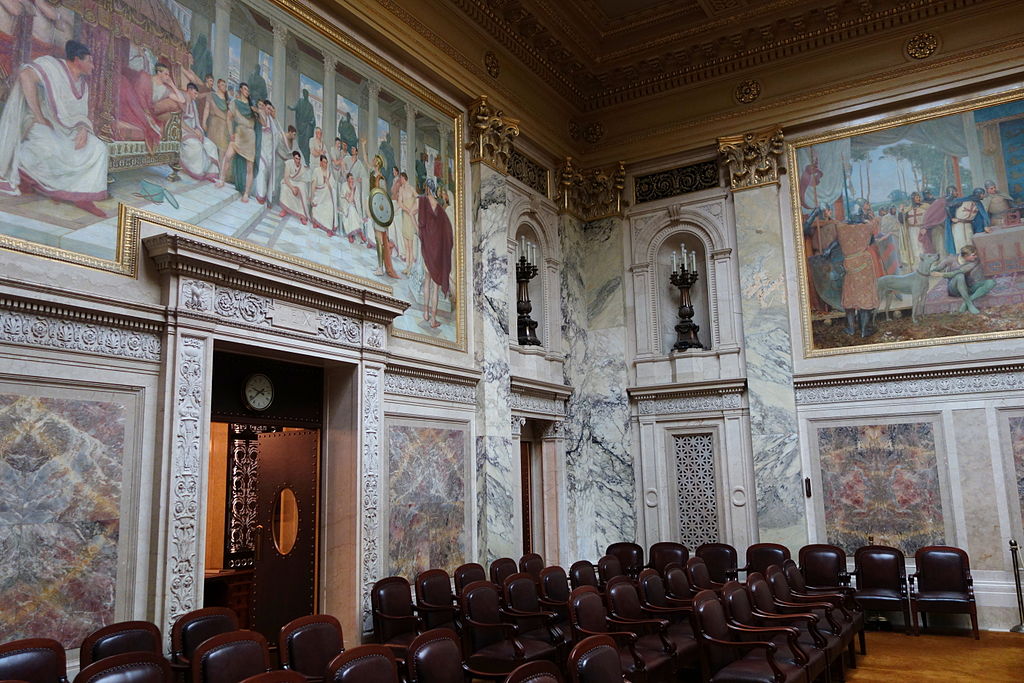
[530,243,536,265]
[681,248,687,272]
[691,251,697,272]
[671,252,677,273]
[520,236,526,260]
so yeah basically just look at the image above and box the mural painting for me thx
[0,0,462,346]
[816,421,945,555]
[386,422,467,578]
[791,91,1024,354]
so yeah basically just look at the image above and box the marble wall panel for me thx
[1009,416,1024,534]
[560,214,636,560]
[387,423,467,577]
[817,421,944,555]
[733,186,806,548]
[952,409,1001,569]
[0,394,125,647]
[471,164,514,562]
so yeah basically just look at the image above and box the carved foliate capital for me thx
[466,96,520,174]
[717,126,785,190]
[555,157,627,221]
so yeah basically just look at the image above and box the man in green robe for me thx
[289,89,315,164]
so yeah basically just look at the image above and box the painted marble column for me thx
[271,26,287,105]
[472,160,516,563]
[404,104,417,175]
[322,55,337,136]
[365,82,380,161]
[559,213,636,561]
[213,0,230,85]
[719,128,807,549]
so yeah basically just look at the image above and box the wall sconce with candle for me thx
[670,247,704,351]
[516,237,542,346]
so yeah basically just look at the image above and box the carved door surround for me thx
[143,232,407,641]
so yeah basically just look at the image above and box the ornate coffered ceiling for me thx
[452,0,994,110]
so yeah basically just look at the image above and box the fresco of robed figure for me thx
[793,92,1024,354]
[0,0,461,347]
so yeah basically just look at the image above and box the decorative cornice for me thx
[0,305,162,362]
[630,378,747,415]
[508,148,550,198]
[794,364,1024,404]
[555,157,627,221]
[466,96,520,174]
[383,367,478,404]
[634,160,721,205]
[718,126,785,190]
[510,375,571,418]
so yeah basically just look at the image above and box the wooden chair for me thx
[79,621,162,668]
[745,543,791,576]
[239,672,307,683]
[415,569,459,632]
[605,543,644,580]
[371,576,423,661]
[170,607,239,683]
[647,543,688,576]
[695,543,739,583]
[851,545,912,635]
[278,614,344,683]
[0,639,68,683]
[504,660,563,683]
[73,653,170,683]
[490,558,519,587]
[191,631,270,683]
[459,581,558,678]
[325,646,399,683]
[565,635,626,683]
[910,546,979,639]
[454,563,487,596]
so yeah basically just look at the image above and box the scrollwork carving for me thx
[717,126,785,190]
[318,312,362,346]
[360,366,383,632]
[383,371,477,403]
[795,369,1024,404]
[637,392,743,415]
[556,157,627,221]
[0,308,161,361]
[466,95,520,174]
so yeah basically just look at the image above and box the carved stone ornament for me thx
[734,79,761,104]
[0,306,161,361]
[905,32,939,59]
[466,95,520,174]
[484,51,500,78]
[360,365,383,632]
[717,126,785,190]
[555,156,627,221]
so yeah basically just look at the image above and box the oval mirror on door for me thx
[272,487,299,555]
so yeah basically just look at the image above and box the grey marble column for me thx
[213,0,230,83]
[323,55,337,134]
[271,26,287,105]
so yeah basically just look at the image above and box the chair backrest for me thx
[567,635,624,683]
[686,557,719,591]
[664,563,694,599]
[171,608,239,663]
[649,543,688,575]
[854,545,907,591]
[781,559,809,592]
[453,563,486,595]
[405,629,463,683]
[505,572,542,612]
[239,672,308,683]
[605,580,644,621]
[595,555,624,584]
[568,561,599,590]
[72,652,170,683]
[79,621,162,668]
[490,558,518,586]
[540,566,571,603]
[371,576,415,642]
[691,591,739,672]
[745,572,778,615]
[605,543,644,577]
[568,587,609,638]
[415,569,457,630]
[719,581,757,625]
[0,638,68,683]
[505,660,564,683]
[519,553,545,583]
[695,543,737,583]
[325,646,398,683]
[192,631,270,683]
[745,543,791,576]
[461,581,505,652]
[799,544,847,588]
[278,614,344,679]
[914,546,971,593]
[764,564,797,602]
[637,569,672,608]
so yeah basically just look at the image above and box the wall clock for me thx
[242,373,274,412]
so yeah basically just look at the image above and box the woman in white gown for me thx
[309,154,337,236]
[179,83,220,181]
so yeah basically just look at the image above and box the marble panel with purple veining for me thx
[1009,416,1024,531]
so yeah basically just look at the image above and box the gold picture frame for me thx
[789,87,1024,357]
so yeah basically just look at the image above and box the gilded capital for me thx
[717,126,785,190]
[466,96,520,174]
[555,157,627,221]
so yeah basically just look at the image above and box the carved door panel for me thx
[252,429,320,643]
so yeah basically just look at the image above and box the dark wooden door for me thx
[252,429,319,643]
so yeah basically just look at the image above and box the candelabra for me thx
[670,247,704,351]
[516,238,541,346]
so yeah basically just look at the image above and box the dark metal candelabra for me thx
[670,259,704,351]
[516,255,541,346]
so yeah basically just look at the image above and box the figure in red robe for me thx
[417,178,454,328]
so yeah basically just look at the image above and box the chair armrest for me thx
[725,624,806,666]
[639,604,692,619]
[608,616,675,654]
[750,609,825,648]
[774,598,840,631]
[376,612,423,632]
[416,600,459,615]
[464,617,520,636]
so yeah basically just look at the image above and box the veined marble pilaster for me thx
[731,185,806,548]
[472,162,515,562]
[560,214,635,560]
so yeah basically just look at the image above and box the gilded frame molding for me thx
[788,86,1024,358]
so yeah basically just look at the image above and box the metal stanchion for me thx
[1011,539,1024,633]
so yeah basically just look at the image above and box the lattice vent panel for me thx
[673,433,720,549]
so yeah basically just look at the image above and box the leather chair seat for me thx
[470,639,555,668]
[708,651,804,683]
[914,590,970,603]
[855,587,903,601]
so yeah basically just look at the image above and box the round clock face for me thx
[243,373,274,412]
[368,187,394,227]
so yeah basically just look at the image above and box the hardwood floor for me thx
[846,630,1024,682]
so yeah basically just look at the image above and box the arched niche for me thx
[657,232,712,354]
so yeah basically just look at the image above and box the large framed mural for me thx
[0,0,464,348]
[790,89,1024,356]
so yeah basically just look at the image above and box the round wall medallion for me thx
[906,32,939,59]
[484,51,500,78]
[734,79,761,104]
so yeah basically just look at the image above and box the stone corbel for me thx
[511,415,527,437]
[540,420,564,440]
[717,126,785,190]
[555,157,627,221]
[466,95,520,174]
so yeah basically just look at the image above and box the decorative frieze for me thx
[318,312,362,346]
[508,148,549,198]
[638,392,743,415]
[510,392,566,417]
[795,367,1024,405]
[718,126,785,190]
[360,365,383,632]
[384,369,477,404]
[635,160,720,204]
[0,307,161,361]
[556,157,627,221]
[466,95,520,174]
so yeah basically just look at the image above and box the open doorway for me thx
[203,351,323,644]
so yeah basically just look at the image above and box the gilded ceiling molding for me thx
[717,126,785,191]
[466,95,520,174]
[555,157,627,221]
